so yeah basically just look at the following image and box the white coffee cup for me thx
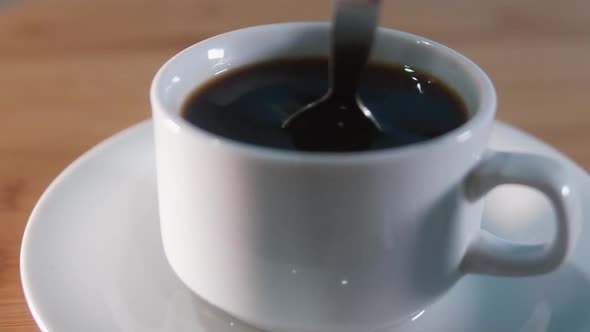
[150,22,581,332]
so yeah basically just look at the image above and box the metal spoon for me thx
[282,0,382,151]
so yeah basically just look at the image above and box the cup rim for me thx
[151,22,496,162]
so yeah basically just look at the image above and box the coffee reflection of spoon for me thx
[282,0,383,151]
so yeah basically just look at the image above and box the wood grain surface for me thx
[0,0,588,330]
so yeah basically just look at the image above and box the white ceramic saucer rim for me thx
[20,120,590,332]
[20,121,153,331]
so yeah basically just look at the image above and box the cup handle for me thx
[461,150,581,276]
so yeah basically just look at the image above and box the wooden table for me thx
[0,0,588,330]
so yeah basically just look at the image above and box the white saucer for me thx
[21,121,590,332]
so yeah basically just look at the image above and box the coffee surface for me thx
[181,57,468,151]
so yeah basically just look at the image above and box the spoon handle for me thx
[330,0,381,99]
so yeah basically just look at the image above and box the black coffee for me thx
[181,57,468,151]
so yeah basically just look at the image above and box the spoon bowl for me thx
[285,92,381,151]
